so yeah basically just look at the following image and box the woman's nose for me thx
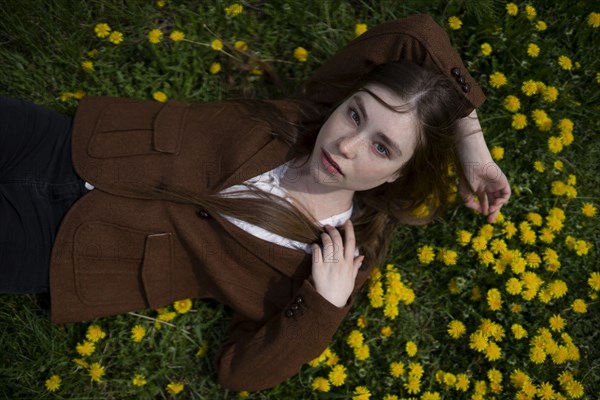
[338,134,363,158]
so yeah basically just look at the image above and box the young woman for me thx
[1,15,510,390]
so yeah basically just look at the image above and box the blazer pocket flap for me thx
[153,101,188,154]
[141,233,173,310]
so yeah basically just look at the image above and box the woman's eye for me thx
[350,109,360,125]
[375,143,389,156]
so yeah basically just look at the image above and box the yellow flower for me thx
[511,323,527,339]
[490,146,504,161]
[81,60,94,72]
[406,341,418,357]
[481,43,492,56]
[166,382,184,395]
[417,245,435,264]
[525,5,537,20]
[530,346,546,364]
[170,30,185,42]
[211,39,223,51]
[131,324,146,342]
[549,314,565,332]
[156,0,166,8]
[209,62,221,75]
[548,136,563,154]
[355,23,368,37]
[380,326,393,337]
[390,361,405,378]
[553,160,564,171]
[94,23,111,38]
[588,272,600,291]
[86,324,106,342]
[457,230,472,246]
[581,202,597,217]
[503,95,521,112]
[153,91,168,103]
[447,16,462,30]
[512,113,527,130]
[293,47,308,62]
[45,375,61,392]
[353,386,371,400]
[535,21,547,31]
[484,341,502,361]
[558,55,573,70]
[527,43,540,57]
[224,3,243,17]
[76,341,95,357]
[234,40,248,51]
[438,248,457,266]
[311,376,330,392]
[346,330,364,349]
[108,31,124,45]
[148,28,163,44]
[533,160,544,172]
[447,320,466,339]
[404,377,421,394]
[456,374,470,391]
[506,278,522,295]
[487,368,502,384]
[548,280,568,298]
[489,72,508,88]
[506,3,518,16]
[173,298,192,314]
[571,299,588,314]
[521,80,538,96]
[487,288,503,311]
[329,364,347,386]
[588,12,600,28]
[132,374,147,387]
[88,362,105,382]
[542,86,558,102]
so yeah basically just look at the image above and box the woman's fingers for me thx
[343,219,356,260]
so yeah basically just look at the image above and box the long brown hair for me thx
[154,61,470,266]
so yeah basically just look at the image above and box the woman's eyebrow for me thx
[355,95,403,157]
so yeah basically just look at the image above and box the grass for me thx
[1,0,599,399]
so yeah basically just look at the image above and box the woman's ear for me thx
[386,172,401,183]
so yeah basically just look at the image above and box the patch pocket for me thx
[73,221,173,308]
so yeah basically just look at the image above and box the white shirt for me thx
[219,162,354,254]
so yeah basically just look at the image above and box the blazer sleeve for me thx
[215,274,368,391]
[301,14,485,116]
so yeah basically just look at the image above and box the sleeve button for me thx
[197,209,210,219]
[295,296,304,304]
[457,76,466,85]
[451,67,461,77]
[290,303,299,311]
[285,309,294,318]
[462,83,471,93]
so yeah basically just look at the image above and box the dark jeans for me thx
[0,97,88,293]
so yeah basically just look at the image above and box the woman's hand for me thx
[455,110,511,223]
[311,220,364,308]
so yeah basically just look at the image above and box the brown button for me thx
[462,83,471,93]
[197,209,210,219]
[285,309,294,318]
[295,296,304,304]
[290,303,299,311]
[457,76,466,85]
[451,67,461,77]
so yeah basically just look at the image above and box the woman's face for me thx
[308,84,420,192]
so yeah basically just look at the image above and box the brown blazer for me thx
[49,14,484,391]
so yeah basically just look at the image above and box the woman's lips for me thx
[321,149,343,176]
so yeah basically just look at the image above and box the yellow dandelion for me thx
[390,361,405,378]
[234,40,248,51]
[558,55,573,70]
[530,346,546,364]
[406,341,418,357]
[536,21,547,31]
[380,325,393,337]
[588,272,600,291]
[548,136,563,153]
[489,72,508,88]
[512,113,527,130]
[224,3,243,17]
[169,30,185,42]
[511,323,528,339]
[487,288,503,311]
[311,376,331,392]
[448,16,463,30]
[581,202,597,217]
[45,375,61,392]
[521,80,538,96]
[293,47,308,62]
[525,5,537,20]
[469,332,489,352]
[543,86,558,102]
[481,42,492,56]
[88,362,105,382]
[76,341,95,357]
[81,60,94,72]
[209,62,221,75]
[457,230,472,246]
[588,12,600,28]
[438,248,457,266]
[211,38,223,51]
[533,161,544,173]
[328,364,347,386]
[94,23,111,38]
[106,31,123,45]
[484,342,502,361]
[456,374,470,391]
[417,245,435,264]
[166,382,184,395]
[131,324,146,342]
[355,23,368,37]
[346,330,364,349]
[354,343,370,360]
[404,378,421,394]
[506,3,518,16]
[148,28,163,44]
[471,236,488,252]
[527,43,540,57]
[152,91,168,103]
[503,95,521,112]
[353,386,371,400]
[490,146,504,160]
[86,324,106,342]
[505,278,522,295]
[447,320,466,339]
[549,314,565,332]
[173,298,192,314]
[132,374,147,387]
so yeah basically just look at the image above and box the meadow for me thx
[0,1,599,399]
